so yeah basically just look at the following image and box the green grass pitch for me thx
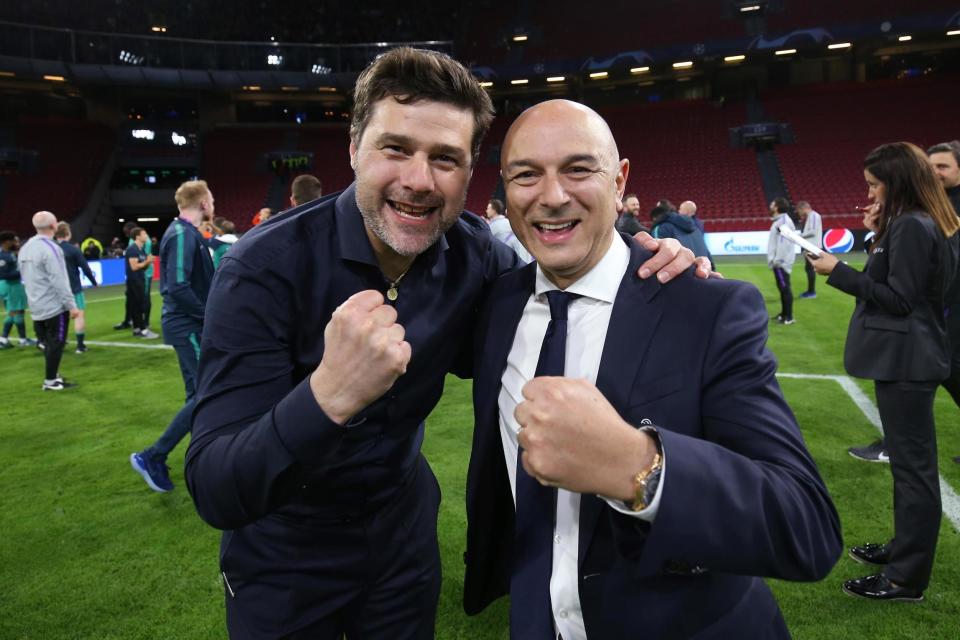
[1,256,957,639]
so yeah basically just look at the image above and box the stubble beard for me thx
[354,181,466,258]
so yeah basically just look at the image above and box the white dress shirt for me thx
[497,235,665,640]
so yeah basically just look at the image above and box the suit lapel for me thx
[475,263,537,434]
[579,238,666,568]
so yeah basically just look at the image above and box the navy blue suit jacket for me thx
[464,235,842,639]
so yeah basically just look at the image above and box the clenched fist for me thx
[310,290,412,424]
[515,377,657,501]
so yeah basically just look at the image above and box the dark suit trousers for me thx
[876,380,941,590]
[223,455,442,640]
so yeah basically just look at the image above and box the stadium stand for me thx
[603,100,767,231]
[0,120,113,234]
[763,74,960,227]
[200,126,353,230]
[201,128,285,228]
[525,0,743,62]
[462,99,767,231]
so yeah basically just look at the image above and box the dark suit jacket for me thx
[464,234,842,639]
[828,210,958,381]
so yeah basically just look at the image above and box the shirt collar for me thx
[534,232,629,304]
[335,182,450,267]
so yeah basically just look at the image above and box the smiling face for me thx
[502,100,627,289]
[929,151,960,189]
[350,97,474,264]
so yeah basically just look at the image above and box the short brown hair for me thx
[54,221,71,239]
[291,174,323,206]
[350,47,495,165]
[487,198,504,215]
[129,226,146,240]
[175,179,211,210]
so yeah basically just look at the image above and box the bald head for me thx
[499,99,630,289]
[32,211,58,235]
[678,201,697,217]
[502,100,620,174]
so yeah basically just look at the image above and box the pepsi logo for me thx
[823,228,854,254]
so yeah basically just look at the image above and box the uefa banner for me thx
[705,228,869,256]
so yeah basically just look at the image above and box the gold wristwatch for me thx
[629,431,663,512]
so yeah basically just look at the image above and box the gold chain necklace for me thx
[386,266,412,301]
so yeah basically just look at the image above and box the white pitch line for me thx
[84,295,127,304]
[84,340,173,351]
[777,372,960,533]
[86,293,162,304]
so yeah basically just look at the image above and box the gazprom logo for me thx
[723,238,761,253]
[707,231,768,256]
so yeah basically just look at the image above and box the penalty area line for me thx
[777,372,960,533]
[84,340,173,351]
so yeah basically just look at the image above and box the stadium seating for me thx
[764,0,955,32]
[604,99,768,229]
[471,1,744,64]
[201,126,354,231]
[0,120,114,234]
[201,129,285,229]
[465,98,769,230]
[763,75,960,223]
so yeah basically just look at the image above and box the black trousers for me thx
[802,251,816,294]
[36,311,69,380]
[772,267,793,320]
[121,286,132,324]
[144,277,152,328]
[876,380,941,591]
[126,278,147,331]
[223,455,442,639]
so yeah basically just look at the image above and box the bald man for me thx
[463,100,840,640]
[18,211,80,390]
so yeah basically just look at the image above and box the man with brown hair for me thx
[185,48,704,639]
[124,227,156,338]
[130,180,215,492]
[615,193,646,235]
[290,174,323,207]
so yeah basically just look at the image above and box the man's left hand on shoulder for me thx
[515,377,657,502]
[635,232,719,281]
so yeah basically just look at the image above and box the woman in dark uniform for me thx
[809,142,959,601]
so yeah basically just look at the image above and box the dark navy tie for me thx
[510,290,577,640]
